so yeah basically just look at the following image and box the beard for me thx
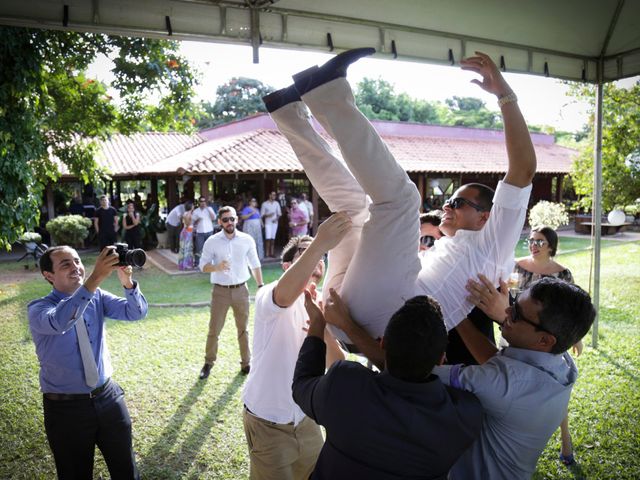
[224,223,236,234]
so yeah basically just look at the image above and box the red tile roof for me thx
[65,114,577,177]
[58,132,204,176]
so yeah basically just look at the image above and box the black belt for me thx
[244,404,294,426]
[215,282,245,289]
[44,378,111,401]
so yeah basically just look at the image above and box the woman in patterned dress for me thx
[178,201,196,270]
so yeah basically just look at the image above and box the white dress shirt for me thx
[242,281,308,425]
[192,206,216,233]
[166,204,185,227]
[199,230,261,285]
[416,181,532,330]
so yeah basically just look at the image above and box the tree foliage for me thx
[445,96,501,129]
[196,77,273,129]
[353,78,504,129]
[569,81,640,211]
[0,27,199,250]
[354,78,444,124]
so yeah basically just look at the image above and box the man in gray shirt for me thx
[434,277,595,479]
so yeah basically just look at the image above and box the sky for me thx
[91,41,639,133]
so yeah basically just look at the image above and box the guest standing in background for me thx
[289,198,309,237]
[240,198,264,259]
[178,201,196,271]
[93,195,119,251]
[192,197,217,266]
[122,202,142,249]
[261,191,282,258]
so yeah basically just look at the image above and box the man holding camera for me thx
[28,246,148,479]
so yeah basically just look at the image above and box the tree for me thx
[196,77,273,129]
[354,78,443,124]
[444,96,501,129]
[569,81,640,212]
[0,27,199,250]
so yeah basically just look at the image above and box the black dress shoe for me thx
[292,47,376,96]
[262,85,301,113]
[240,365,250,375]
[199,363,212,380]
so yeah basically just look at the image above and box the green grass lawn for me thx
[1,240,638,479]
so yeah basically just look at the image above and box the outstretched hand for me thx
[324,288,355,332]
[460,51,512,98]
[304,289,326,339]
[466,273,510,323]
[314,211,352,252]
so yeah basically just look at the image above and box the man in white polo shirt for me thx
[198,206,263,379]
[260,191,282,258]
[242,212,351,479]
[192,196,217,265]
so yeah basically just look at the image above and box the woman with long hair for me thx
[122,202,142,249]
[178,201,196,270]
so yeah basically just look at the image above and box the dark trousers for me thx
[167,223,180,253]
[98,232,117,252]
[194,231,213,264]
[43,380,139,480]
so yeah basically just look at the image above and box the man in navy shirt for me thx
[28,246,148,479]
[293,293,483,479]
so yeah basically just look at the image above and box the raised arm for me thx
[461,52,536,187]
[273,212,351,308]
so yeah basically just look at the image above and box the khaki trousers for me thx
[204,284,250,367]
[271,78,421,341]
[243,408,323,480]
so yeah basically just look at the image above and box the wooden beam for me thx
[199,176,209,199]
[46,183,55,221]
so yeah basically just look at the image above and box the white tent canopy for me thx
[1,0,639,82]
[2,0,638,346]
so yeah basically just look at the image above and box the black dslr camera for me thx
[113,243,146,268]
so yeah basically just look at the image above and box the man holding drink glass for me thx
[198,206,263,379]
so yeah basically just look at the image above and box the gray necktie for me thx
[75,317,99,388]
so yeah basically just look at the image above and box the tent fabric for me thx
[1,0,638,82]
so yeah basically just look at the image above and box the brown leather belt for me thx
[215,283,245,289]
[43,378,111,401]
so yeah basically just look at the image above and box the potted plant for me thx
[155,217,169,248]
[46,215,92,247]
[19,232,43,249]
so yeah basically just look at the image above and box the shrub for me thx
[46,215,92,247]
[528,201,570,230]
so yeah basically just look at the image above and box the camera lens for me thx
[125,249,146,268]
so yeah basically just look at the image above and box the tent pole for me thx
[591,59,604,348]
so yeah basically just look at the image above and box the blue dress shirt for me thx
[28,283,148,394]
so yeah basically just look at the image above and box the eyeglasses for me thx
[420,236,435,248]
[444,197,487,212]
[526,238,548,247]
[510,294,553,335]
[220,216,236,223]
